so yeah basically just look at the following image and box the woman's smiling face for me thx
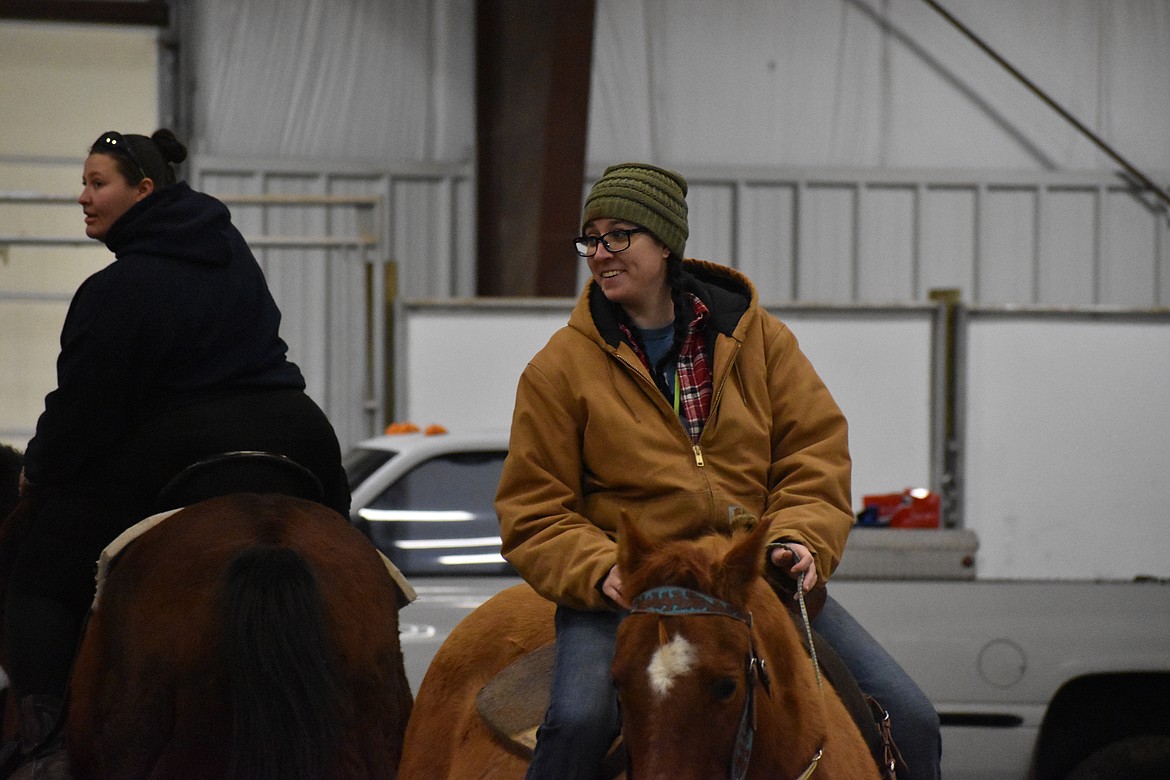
[585,218,672,326]
[78,153,151,241]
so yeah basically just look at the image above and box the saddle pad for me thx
[377,549,418,607]
[93,508,182,609]
[475,642,627,776]
[475,641,556,754]
[92,506,418,609]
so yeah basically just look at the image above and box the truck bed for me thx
[829,576,1170,779]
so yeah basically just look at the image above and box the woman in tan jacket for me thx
[496,163,939,780]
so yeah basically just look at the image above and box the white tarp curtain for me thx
[192,0,1170,175]
[191,0,475,162]
[588,0,1170,173]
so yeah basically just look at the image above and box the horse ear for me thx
[617,509,655,572]
[719,516,771,595]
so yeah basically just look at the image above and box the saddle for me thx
[95,452,417,609]
[89,451,329,611]
[154,450,325,512]
[474,583,903,779]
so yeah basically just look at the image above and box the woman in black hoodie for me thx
[4,130,350,749]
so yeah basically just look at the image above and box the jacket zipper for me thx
[613,340,741,469]
[691,341,741,468]
[692,444,705,467]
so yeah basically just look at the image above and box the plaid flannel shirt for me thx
[621,294,712,443]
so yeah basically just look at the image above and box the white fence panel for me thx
[961,309,1170,580]
[395,300,941,513]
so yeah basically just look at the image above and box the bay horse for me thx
[63,492,413,780]
[397,516,879,779]
[0,450,414,779]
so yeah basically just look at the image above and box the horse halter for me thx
[629,586,772,780]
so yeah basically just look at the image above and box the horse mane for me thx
[617,513,772,607]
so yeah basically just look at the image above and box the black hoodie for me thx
[25,182,304,488]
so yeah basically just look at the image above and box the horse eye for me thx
[712,677,737,702]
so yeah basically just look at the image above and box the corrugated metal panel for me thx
[5,164,1162,446]
[659,167,1169,307]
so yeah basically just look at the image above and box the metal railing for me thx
[0,191,390,449]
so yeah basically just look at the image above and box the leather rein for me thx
[629,584,825,780]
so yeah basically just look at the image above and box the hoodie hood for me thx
[104,181,237,266]
[576,258,756,348]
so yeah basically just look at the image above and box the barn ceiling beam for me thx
[0,0,168,27]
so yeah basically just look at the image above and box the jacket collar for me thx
[576,259,755,348]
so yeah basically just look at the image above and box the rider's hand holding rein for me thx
[769,542,817,592]
[601,565,632,610]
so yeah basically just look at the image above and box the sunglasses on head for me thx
[96,131,147,180]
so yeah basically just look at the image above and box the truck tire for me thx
[1065,735,1170,780]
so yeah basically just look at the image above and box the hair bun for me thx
[151,128,188,165]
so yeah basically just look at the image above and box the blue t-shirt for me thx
[638,323,676,401]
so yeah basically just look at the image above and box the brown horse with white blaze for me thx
[66,493,413,780]
[398,516,878,779]
[614,516,879,779]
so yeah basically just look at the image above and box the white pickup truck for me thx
[831,531,1170,780]
[345,428,1170,780]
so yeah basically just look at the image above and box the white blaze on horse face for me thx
[647,632,697,697]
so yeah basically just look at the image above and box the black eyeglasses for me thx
[574,228,648,257]
[96,131,146,180]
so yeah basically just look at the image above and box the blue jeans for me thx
[526,606,624,780]
[528,596,941,780]
[813,594,942,780]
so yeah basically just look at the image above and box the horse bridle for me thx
[629,585,824,780]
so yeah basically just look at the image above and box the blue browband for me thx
[629,585,752,625]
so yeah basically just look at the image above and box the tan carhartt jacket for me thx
[496,259,853,610]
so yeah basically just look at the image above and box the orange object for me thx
[384,421,421,435]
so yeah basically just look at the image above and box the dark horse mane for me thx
[223,542,342,780]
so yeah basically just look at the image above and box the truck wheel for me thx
[1065,735,1170,780]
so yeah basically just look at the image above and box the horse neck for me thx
[748,582,831,770]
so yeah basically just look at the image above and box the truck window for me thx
[343,447,397,492]
[368,451,507,519]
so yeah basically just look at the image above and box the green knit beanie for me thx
[581,162,689,258]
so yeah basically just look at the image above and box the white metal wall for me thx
[7,163,1165,450]
[0,20,159,450]
[6,2,1169,450]
[663,167,1170,307]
